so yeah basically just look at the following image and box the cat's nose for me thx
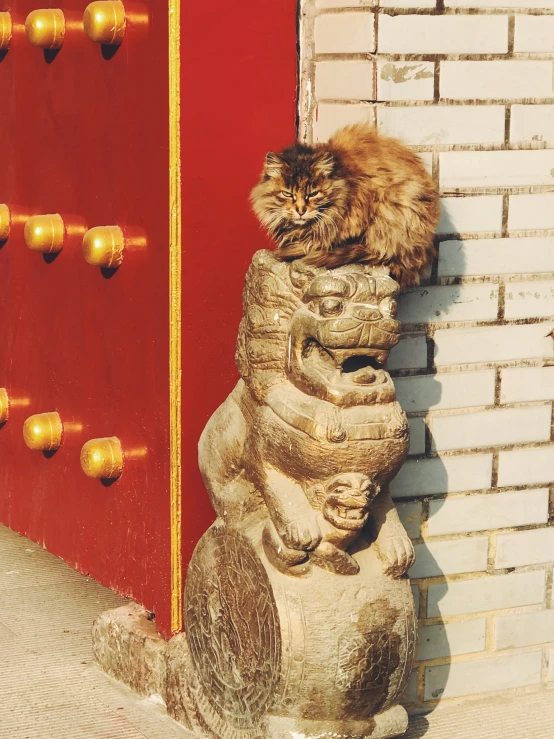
[296,205,307,216]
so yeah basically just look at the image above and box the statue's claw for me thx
[281,514,322,552]
[377,536,415,578]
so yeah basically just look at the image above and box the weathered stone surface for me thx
[92,603,166,699]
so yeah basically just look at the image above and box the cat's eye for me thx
[281,191,293,199]
[308,191,320,199]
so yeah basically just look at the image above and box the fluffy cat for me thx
[250,123,440,288]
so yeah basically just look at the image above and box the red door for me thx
[0,0,297,637]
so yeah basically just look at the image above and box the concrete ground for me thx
[1,521,552,739]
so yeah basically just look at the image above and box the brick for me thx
[438,237,554,277]
[387,333,427,370]
[394,371,495,413]
[440,150,554,190]
[440,61,554,101]
[549,649,554,682]
[398,285,498,325]
[377,61,434,102]
[377,105,504,146]
[315,12,375,54]
[434,323,554,366]
[425,651,542,701]
[427,570,546,617]
[448,0,554,6]
[408,417,426,456]
[315,61,374,101]
[397,500,422,539]
[391,454,493,499]
[401,670,418,705]
[501,366,554,403]
[410,537,489,579]
[511,105,554,144]
[438,196,503,235]
[313,103,375,143]
[496,527,554,569]
[428,489,549,536]
[514,16,554,53]
[498,446,554,487]
[430,405,552,452]
[495,610,554,650]
[316,0,374,6]
[416,619,486,661]
[505,280,554,320]
[378,15,507,54]
[509,194,554,231]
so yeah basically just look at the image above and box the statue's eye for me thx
[320,298,343,317]
[308,191,320,199]
[281,191,293,199]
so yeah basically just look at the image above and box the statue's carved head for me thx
[236,251,401,405]
[321,473,379,532]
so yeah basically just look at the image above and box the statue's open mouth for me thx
[302,341,388,387]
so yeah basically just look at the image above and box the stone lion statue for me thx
[198,250,415,579]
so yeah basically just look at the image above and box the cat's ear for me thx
[313,151,334,177]
[264,152,284,178]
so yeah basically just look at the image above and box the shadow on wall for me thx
[389,208,469,718]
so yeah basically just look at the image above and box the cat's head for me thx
[250,144,347,244]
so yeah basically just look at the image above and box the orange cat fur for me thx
[250,123,440,288]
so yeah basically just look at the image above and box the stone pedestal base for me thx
[92,603,409,739]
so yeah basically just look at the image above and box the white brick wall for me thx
[511,105,554,143]
[394,371,495,412]
[508,194,554,231]
[425,651,542,700]
[428,571,546,617]
[440,61,554,100]
[315,12,375,54]
[500,366,554,403]
[498,446,554,487]
[495,611,554,650]
[434,323,554,365]
[428,488,550,535]
[410,537,489,578]
[417,619,486,660]
[430,405,552,451]
[378,106,505,146]
[377,61,435,101]
[437,196,503,234]
[378,15,508,54]
[440,150,554,189]
[391,453,493,498]
[514,15,554,52]
[300,0,554,711]
[496,528,554,568]
[438,237,554,277]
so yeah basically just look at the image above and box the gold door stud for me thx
[0,389,9,423]
[24,214,65,254]
[25,9,65,48]
[23,412,63,451]
[83,1,126,45]
[0,205,10,241]
[82,226,124,268]
[0,12,12,50]
[80,436,124,479]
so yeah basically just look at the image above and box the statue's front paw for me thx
[377,536,415,578]
[281,514,322,551]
